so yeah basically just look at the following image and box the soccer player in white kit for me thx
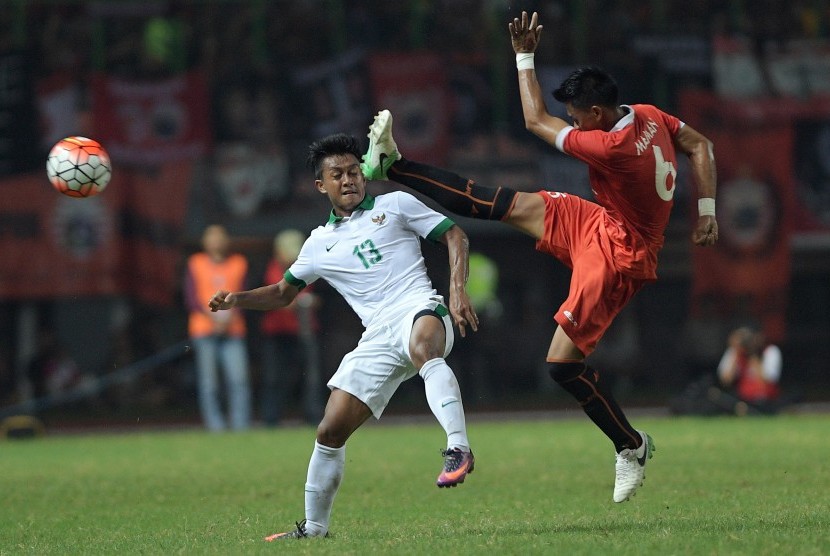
[209,133,479,540]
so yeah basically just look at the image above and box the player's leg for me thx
[361,110,546,238]
[545,254,655,502]
[547,326,643,452]
[536,200,655,502]
[408,309,474,487]
[269,329,417,540]
[546,329,654,503]
[265,388,372,541]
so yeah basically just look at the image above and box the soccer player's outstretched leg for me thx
[362,11,718,504]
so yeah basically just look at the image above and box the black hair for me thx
[306,133,362,180]
[552,66,619,110]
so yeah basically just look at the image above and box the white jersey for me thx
[285,191,455,328]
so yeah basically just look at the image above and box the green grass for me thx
[1,414,829,555]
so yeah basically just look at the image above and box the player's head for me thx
[553,66,619,131]
[554,66,618,109]
[307,133,367,216]
[307,133,362,179]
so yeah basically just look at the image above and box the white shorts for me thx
[327,296,454,419]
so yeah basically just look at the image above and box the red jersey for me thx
[557,104,682,279]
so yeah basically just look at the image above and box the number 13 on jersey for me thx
[354,239,383,269]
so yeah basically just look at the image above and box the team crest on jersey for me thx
[371,212,386,226]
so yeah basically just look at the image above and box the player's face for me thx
[566,103,602,131]
[316,153,366,216]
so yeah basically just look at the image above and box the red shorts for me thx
[534,191,653,356]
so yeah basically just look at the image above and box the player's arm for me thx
[437,224,479,338]
[209,279,300,312]
[509,11,570,146]
[717,346,738,386]
[674,124,718,246]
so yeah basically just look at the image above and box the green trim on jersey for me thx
[283,270,307,290]
[327,194,377,224]
[426,217,455,243]
[434,304,449,317]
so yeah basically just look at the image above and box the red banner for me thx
[367,53,451,166]
[91,71,211,166]
[680,91,797,342]
[119,163,193,305]
[0,164,191,305]
[0,173,125,297]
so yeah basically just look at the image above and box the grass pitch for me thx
[1,413,828,555]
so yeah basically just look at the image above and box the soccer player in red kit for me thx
[361,11,718,503]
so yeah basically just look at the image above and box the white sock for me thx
[419,358,470,452]
[303,441,345,536]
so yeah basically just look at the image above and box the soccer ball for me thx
[46,136,112,198]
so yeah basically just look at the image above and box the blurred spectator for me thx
[671,326,784,416]
[259,229,324,426]
[185,225,252,431]
[466,251,502,321]
[714,326,782,414]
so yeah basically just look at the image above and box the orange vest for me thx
[187,252,247,338]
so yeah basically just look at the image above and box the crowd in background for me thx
[1,0,830,424]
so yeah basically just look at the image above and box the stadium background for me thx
[1,0,829,427]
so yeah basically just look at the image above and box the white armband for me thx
[698,197,716,217]
[516,53,535,71]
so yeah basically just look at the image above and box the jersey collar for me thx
[610,105,635,132]
[327,193,376,224]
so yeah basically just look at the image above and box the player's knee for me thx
[410,342,444,370]
[468,184,517,221]
[316,419,349,448]
[548,361,602,404]
[410,312,446,368]
[548,361,588,384]
[490,186,518,221]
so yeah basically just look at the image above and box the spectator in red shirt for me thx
[716,327,782,414]
[259,229,323,426]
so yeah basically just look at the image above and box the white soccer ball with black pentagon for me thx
[46,136,112,198]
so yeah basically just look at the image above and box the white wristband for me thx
[698,197,716,217]
[516,53,535,71]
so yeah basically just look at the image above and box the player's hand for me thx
[692,215,718,246]
[509,10,543,53]
[208,290,237,312]
[450,291,479,338]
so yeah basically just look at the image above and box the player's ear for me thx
[315,179,326,194]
